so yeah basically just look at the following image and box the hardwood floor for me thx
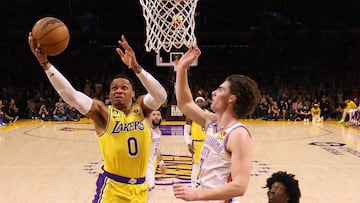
[0,119,359,203]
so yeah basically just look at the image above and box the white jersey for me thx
[198,121,249,203]
[146,128,162,189]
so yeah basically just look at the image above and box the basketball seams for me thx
[42,35,69,46]
[37,24,67,41]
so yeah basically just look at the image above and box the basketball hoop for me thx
[139,0,199,53]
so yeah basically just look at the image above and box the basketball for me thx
[31,17,70,56]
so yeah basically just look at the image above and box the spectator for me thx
[67,106,81,121]
[0,99,18,125]
[83,79,92,96]
[94,82,103,98]
[319,95,332,120]
[292,97,303,113]
[53,104,67,121]
[55,97,66,110]
[338,98,358,124]
[285,99,298,121]
[311,103,322,122]
[257,96,269,119]
[278,98,289,120]
[266,97,280,121]
[26,98,37,119]
[104,92,111,105]
[7,98,19,120]
[298,104,311,122]
[38,104,51,121]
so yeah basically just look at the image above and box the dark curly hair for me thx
[225,74,261,118]
[265,171,301,203]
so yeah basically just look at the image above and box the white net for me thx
[139,0,199,53]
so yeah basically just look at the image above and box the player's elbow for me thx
[232,187,247,197]
[230,181,249,197]
[158,88,167,105]
[144,90,167,110]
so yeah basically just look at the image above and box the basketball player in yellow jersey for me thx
[311,103,322,123]
[28,34,167,203]
[183,96,207,188]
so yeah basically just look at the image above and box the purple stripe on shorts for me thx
[92,173,107,203]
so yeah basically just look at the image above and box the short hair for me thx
[111,74,135,90]
[265,171,301,203]
[225,74,261,118]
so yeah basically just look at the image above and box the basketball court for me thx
[1,119,360,203]
[3,1,360,202]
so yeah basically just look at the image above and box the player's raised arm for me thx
[28,32,108,131]
[116,35,167,114]
[174,47,209,127]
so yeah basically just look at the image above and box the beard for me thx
[152,119,162,127]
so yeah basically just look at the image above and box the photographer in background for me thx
[67,106,81,121]
[38,104,50,121]
[53,104,67,121]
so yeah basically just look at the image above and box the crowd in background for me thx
[1,27,359,125]
[1,4,360,124]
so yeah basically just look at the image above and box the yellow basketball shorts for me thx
[93,170,148,203]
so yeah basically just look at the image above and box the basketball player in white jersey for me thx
[172,47,261,203]
[146,110,166,203]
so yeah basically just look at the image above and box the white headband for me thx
[195,96,205,102]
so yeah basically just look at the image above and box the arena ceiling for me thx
[1,0,360,44]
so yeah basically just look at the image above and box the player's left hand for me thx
[173,47,201,69]
[28,32,48,64]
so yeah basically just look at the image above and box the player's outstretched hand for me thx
[28,32,48,65]
[116,35,140,72]
[173,47,201,70]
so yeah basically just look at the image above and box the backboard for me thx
[156,51,198,67]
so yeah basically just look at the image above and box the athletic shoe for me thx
[13,116,19,123]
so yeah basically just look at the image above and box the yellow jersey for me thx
[311,107,321,117]
[191,120,206,141]
[98,104,151,178]
[346,100,357,110]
